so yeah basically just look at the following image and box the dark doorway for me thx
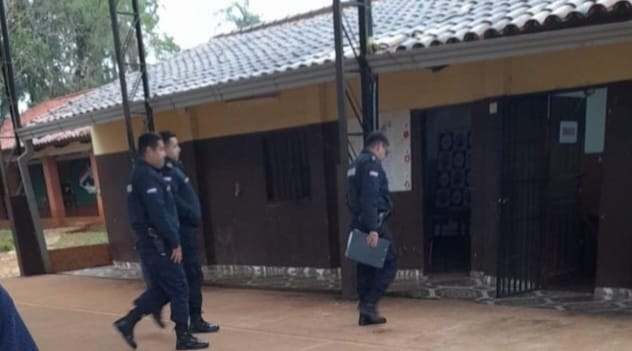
[542,91,603,292]
[421,106,472,274]
[497,89,605,297]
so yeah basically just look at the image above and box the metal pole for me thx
[108,0,137,159]
[334,0,355,299]
[358,0,377,139]
[0,0,20,144]
[131,0,155,132]
[0,0,51,274]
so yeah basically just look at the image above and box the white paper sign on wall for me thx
[379,111,412,192]
[559,121,578,144]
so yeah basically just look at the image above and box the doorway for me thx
[497,89,605,297]
[421,105,472,274]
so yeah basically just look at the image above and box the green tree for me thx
[220,0,262,30]
[2,0,179,116]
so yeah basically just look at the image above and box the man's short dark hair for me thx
[159,130,177,145]
[137,132,162,156]
[365,131,389,148]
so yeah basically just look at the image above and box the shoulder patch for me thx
[126,184,132,193]
[146,187,158,194]
[184,177,190,183]
[369,170,379,177]
[347,167,356,177]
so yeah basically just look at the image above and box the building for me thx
[16,0,632,298]
[0,92,104,228]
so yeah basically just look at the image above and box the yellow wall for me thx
[92,109,195,155]
[93,42,632,156]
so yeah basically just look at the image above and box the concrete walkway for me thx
[3,275,632,350]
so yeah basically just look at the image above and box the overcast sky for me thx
[158,0,332,50]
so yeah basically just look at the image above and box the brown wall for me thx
[470,100,501,276]
[96,152,136,262]
[596,81,632,289]
[194,124,335,268]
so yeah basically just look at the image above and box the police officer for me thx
[347,131,397,326]
[0,284,39,351]
[113,132,209,350]
[148,131,220,334]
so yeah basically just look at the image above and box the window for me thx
[263,129,311,202]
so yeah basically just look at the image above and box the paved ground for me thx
[3,275,632,350]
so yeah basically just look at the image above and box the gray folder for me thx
[344,229,391,269]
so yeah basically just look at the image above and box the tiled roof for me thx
[25,0,632,129]
[1,92,91,150]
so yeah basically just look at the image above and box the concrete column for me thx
[41,157,65,226]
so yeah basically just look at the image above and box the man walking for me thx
[150,131,219,334]
[113,132,209,350]
[347,131,398,326]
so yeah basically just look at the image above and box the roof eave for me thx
[16,20,632,141]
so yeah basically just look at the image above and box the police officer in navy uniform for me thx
[347,131,397,326]
[148,131,220,334]
[114,132,209,350]
[0,284,39,351]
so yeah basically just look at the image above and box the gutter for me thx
[16,20,632,140]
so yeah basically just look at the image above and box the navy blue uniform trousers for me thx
[355,224,398,306]
[135,249,189,324]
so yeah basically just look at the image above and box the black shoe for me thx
[176,331,210,350]
[358,312,387,326]
[190,317,220,334]
[152,310,166,329]
[114,316,138,349]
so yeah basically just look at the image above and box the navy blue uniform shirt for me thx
[347,150,392,232]
[127,159,180,250]
[162,158,202,227]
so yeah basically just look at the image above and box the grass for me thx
[0,228,109,252]
[50,231,109,250]
[0,230,14,252]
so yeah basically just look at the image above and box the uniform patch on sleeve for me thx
[184,177,190,183]
[146,187,158,194]
[126,184,132,193]
[347,167,356,177]
[369,170,379,177]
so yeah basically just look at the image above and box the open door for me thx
[497,96,548,297]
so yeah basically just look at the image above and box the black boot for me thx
[114,310,141,349]
[176,324,210,350]
[358,303,387,327]
[152,309,166,329]
[190,315,220,334]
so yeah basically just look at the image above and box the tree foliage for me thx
[219,0,262,30]
[2,0,179,115]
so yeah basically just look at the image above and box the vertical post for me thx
[42,157,65,226]
[0,0,51,274]
[108,0,137,160]
[131,0,155,132]
[334,0,356,299]
[358,0,377,139]
[0,0,20,141]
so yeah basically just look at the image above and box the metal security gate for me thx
[497,96,549,297]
